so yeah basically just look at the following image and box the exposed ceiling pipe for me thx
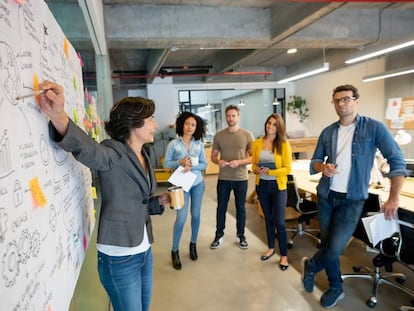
[84,71,273,80]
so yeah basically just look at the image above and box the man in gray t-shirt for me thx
[209,105,253,250]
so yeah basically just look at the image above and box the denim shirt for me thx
[310,115,407,200]
[163,137,207,186]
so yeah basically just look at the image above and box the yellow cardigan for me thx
[251,138,292,190]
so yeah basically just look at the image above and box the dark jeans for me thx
[256,179,288,256]
[308,191,364,290]
[215,179,248,237]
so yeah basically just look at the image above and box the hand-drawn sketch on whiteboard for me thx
[0,0,95,309]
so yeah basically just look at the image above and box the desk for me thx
[204,146,219,175]
[291,160,414,212]
[287,137,318,154]
[154,168,172,183]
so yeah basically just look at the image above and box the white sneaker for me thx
[210,236,224,249]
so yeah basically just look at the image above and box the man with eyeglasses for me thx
[301,84,408,308]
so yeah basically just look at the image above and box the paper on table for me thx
[361,213,400,247]
[168,166,197,192]
[291,160,311,171]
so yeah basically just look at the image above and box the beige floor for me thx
[70,174,414,311]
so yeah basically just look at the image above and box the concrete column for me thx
[95,54,113,136]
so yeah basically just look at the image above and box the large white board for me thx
[0,0,95,309]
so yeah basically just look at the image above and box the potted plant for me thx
[287,96,309,122]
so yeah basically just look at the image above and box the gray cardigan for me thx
[49,119,163,247]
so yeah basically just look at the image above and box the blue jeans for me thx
[215,179,248,237]
[98,248,153,311]
[256,180,288,256]
[172,181,205,251]
[308,191,364,289]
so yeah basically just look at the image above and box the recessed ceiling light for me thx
[287,48,297,54]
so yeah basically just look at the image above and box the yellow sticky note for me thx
[33,74,41,104]
[72,74,77,90]
[91,128,96,140]
[91,187,97,199]
[89,104,93,118]
[64,37,69,59]
[29,177,47,208]
[73,109,78,124]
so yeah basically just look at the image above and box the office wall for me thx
[149,81,294,137]
[294,58,386,137]
[146,61,387,139]
[294,57,414,159]
[384,48,414,159]
[140,57,413,159]
[148,77,179,128]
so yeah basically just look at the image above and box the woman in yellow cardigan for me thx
[252,113,292,270]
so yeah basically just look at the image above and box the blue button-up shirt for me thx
[163,137,207,187]
[310,115,407,200]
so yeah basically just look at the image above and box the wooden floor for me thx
[70,174,414,311]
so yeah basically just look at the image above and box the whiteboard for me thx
[0,0,95,309]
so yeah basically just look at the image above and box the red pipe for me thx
[84,71,272,80]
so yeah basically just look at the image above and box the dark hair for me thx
[175,111,206,141]
[104,96,155,142]
[225,104,240,115]
[264,113,286,154]
[332,84,359,99]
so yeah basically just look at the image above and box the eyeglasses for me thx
[331,96,356,104]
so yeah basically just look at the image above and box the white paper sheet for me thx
[168,166,197,192]
[362,213,400,246]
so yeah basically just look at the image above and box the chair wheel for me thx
[288,241,293,249]
[366,297,377,308]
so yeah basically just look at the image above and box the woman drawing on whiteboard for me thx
[37,80,169,311]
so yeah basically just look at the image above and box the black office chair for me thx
[285,174,320,249]
[342,197,414,308]
[396,208,414,311]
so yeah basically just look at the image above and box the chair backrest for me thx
[397,208,414,265]
[286,174,300,210]
[286,174,317,214]
[363,193,381,216]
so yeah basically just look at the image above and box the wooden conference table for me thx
[291,160,414,213]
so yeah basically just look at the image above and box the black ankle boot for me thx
[171,250,182,270]
[189,242,198,261]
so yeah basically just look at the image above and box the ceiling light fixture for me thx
[362,65,414,82]
[237,75,245,106]
[277,62,329,84]
[272,98,280,105]
[345,39,414,64]
[287,48,297,54]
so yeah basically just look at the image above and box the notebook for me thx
[257,162,276,169]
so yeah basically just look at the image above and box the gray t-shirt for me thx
[212,128,253,180]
